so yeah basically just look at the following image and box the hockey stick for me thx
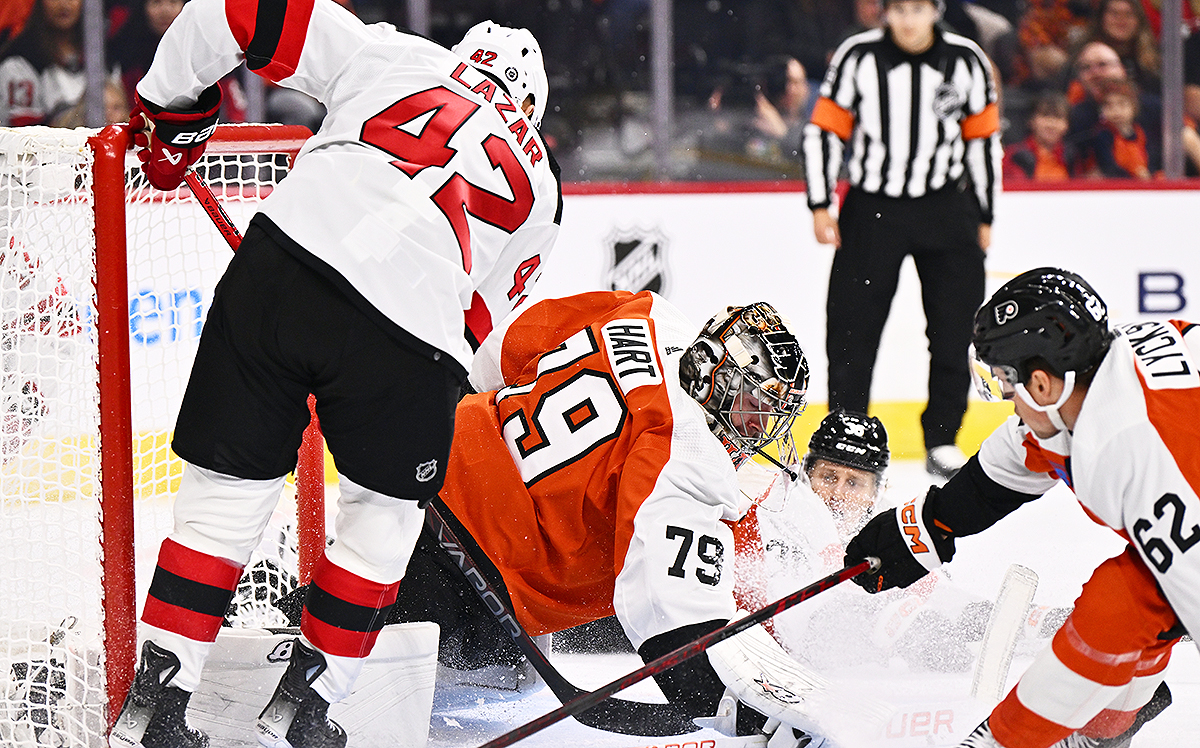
[131,113,245,252]
[425,503,701,736]
[184,170,242,251]
[479,557,881,748]
[971,564,1038,702]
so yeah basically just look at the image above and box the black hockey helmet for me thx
[971,267,1112,396]
[801,409,889,478]
[679,302,809,464]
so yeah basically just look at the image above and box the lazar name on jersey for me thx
[137,0,563,374]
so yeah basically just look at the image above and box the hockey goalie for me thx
[272,291,869,744]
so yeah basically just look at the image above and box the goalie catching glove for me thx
[844,488,955,593]
[129,85,222,191]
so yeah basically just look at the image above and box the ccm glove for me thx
[844,488,955,593]
[129,85,222,190]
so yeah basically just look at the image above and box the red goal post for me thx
[0,122,325,746]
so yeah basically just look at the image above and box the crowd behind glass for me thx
[3,0,1199,181]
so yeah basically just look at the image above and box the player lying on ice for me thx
[334,291,836,745]
[845,268,1183,748]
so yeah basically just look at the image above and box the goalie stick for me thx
[971,564,1039,703]
[479,557,880,748]
[181,168,701,737]
[425,502,701,737]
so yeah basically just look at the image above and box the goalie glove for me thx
[129,85,222,191]
[844,488,954,593]
[706,620,829,738]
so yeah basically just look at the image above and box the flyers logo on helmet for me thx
[994,300,1019,325]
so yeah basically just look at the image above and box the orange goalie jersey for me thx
[438,291,744,648]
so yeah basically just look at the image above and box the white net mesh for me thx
[0,125,311,747]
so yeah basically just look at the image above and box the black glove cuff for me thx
[137,84,223,148]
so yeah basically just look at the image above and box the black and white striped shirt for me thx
[803,27,1002,223]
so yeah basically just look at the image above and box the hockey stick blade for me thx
[426,504,700,736]
[478,557,880,748]
[971,564,1038,703]
[184,170,242,251]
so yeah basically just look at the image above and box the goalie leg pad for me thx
[187,624,438,748]
[707,621,830,735]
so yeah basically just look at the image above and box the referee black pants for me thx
[825,185,986,450]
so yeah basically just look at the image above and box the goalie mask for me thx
[680,302,809,466]
[452,21,549,128]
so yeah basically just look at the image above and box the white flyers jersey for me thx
[445,291,740,649]
[137,0,562,373]
[976,319,1200,649]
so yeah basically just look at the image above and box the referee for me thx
[802,0,1001,479]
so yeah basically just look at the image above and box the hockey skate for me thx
[256,639,347,748]
[959,683,1172,748]
[108,641,208,748]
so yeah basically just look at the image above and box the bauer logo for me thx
[416,459,438,483]
[605,227,670,297]
[994,300,1019,325]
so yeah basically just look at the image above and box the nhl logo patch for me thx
[994,300,1019,325]
[605,227,670,296]
[932,82,965,120]
[416,459,438,483]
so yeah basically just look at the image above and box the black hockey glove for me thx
[845,489,955,593]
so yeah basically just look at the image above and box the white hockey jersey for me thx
[975,319,1200,649]
[137,0,562,373]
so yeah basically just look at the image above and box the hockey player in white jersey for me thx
[108,4,561,748]
[845,268,1183,748]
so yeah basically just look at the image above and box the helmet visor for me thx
[969,345,1019,402]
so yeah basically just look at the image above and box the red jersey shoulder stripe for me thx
[225,0,315,83]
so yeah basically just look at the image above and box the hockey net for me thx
[0,124,324,747]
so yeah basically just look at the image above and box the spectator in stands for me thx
[109,0,183,108]
[0,0,86,127]
[746,56,811,169]
[1003,91,1076,180]
[51,76,129,127]
[1079,0,1161,94]
[1012,0,1090,92]
[1090,76,1152,177]
[1066,40,1163,172]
